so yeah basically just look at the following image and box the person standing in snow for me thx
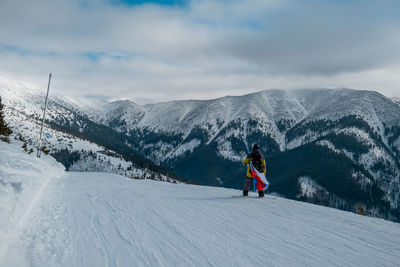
[242,144,266,197]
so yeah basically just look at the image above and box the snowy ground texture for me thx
[1,142,400,267]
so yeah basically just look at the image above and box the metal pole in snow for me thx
[37,73,52,158]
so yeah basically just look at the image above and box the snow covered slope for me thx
[0,76,175,182]
[393,97,400,106]
[0,141,65,263]
[1,141,400,267]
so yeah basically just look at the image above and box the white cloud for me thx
[0,0,399,103]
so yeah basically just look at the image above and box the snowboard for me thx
[232,195,276,199]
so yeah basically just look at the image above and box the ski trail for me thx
[6,172,400,267]
[17,175,52,229]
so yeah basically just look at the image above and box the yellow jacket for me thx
[243,155,266,178]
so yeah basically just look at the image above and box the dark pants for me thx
[243,177,264,197]
[243,177,253,191]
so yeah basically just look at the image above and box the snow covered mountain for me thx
[83,88,400,220]
[1,76,400,221]
[1,140,399,266]
[0,76,177,183]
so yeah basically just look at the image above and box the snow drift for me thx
[0,141,65,264]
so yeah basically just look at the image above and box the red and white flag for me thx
[249,163,269,191]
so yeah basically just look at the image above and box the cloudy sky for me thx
[1,0,399,104]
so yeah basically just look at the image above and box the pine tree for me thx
[0,96,12,142]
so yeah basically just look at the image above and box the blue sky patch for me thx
[110,0,187,7]
[0,44,58,57]
[81,52,133,62]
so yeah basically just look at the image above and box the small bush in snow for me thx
[22,142,28,152]
[0,96,12,142]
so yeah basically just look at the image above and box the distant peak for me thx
[108,99,139,106]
